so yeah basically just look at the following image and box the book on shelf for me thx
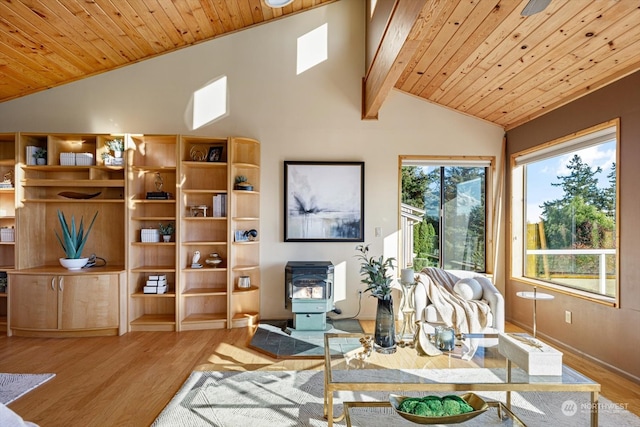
[213,194,227,217]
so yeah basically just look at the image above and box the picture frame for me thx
[284,161,364,242]
[207,146,223,162]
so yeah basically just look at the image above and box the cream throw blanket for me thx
[419,268,489,334]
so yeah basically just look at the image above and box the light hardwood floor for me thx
[1,322,638,426]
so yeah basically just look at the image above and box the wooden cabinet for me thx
[127,135,179,331]
[9,269,125,337]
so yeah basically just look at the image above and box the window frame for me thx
[398,155,496,274]
[509,119,620,307]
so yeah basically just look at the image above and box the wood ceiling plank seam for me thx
[124,0,180,50]
[0,18,71,83]
[102,0,170,55]
[246,0,266,24]
[183,0,221,39]
[413,0,507,99]
[89,0,158,57]
[137,0,191,47]
[0,55,53,91]
[221,0,246,30]
[422,0,523,102]
[445,0,601,112]
[395,0,460,91]
[0,2,91,80]
[505,57,640,130]
[211,0,239,33]
[0,40,61,87]
[198,1,231,36]
[0,0,101,75]
[434,0,569,109]
[28,0,121,67]
[473,1,638,121]
[149,0,199,45]
[45,0,136,67]
[236,0,257,27]
[494,33,640,127]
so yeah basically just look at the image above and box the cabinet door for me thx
[10,274,58,330]
[60,274,119,329]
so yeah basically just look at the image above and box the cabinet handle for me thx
[59,277,64,292]
[51,277,55,291]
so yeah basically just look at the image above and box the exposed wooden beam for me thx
[362,0,429,120]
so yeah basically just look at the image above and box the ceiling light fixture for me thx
[264,0,295,8]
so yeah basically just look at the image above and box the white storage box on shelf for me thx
[140,228,160,243]
[1,227,15,242]
[75,152,94,166]
[60,152,75,165]
[498,332,563,376]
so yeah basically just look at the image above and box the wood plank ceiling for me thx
[1,0,639,130]
[0,0,335,103]
[365,0,640,129]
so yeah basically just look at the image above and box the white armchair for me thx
[414,269,505,334]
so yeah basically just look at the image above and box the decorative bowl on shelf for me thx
[389,393,489,425]
[59,257,89,271]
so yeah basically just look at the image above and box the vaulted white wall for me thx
[0,0,504,320]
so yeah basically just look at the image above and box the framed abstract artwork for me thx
[284,161,364,242]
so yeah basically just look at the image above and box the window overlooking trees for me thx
[511,120,619,301]
[401,159,489,273]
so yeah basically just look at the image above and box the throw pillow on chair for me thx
[453,277,483,300]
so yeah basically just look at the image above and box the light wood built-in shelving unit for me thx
[0,133,260,336]
[1,132,260,337]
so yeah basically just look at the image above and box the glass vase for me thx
[374,296,397,354]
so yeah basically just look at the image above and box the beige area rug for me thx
[0,373,55,405]
[152,370,640,427]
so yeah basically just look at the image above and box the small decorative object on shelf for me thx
[0,227,15,242]
[144,274,168,294]
[237,276,251,289]
[1,170,14,188]
[0,271,7,293]
[141,228,160,243]
[234,175,253,191]
[234,229,257,242]
[205,252,222,267]
[191,251,202,268]
[146,173,171,199]
[158,222,174,242]
[104,137,125,165]
[55,209,98,270]
[189,205,208,217]
[356,243,397,354]
[33,147,47,165]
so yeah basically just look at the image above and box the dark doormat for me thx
[248,318,364,359]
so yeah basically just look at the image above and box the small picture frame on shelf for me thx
[207,146,223,162]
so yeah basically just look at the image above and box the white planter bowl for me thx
[59,257,89,270]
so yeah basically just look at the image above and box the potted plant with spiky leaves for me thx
[55,210,98,270]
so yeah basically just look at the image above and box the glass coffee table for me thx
[323,332,600,426]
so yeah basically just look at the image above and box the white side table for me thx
[516,288,554,338]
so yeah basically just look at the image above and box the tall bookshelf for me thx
[127,135,179,331]
[179,136,230,330]
[229,138,261,327]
